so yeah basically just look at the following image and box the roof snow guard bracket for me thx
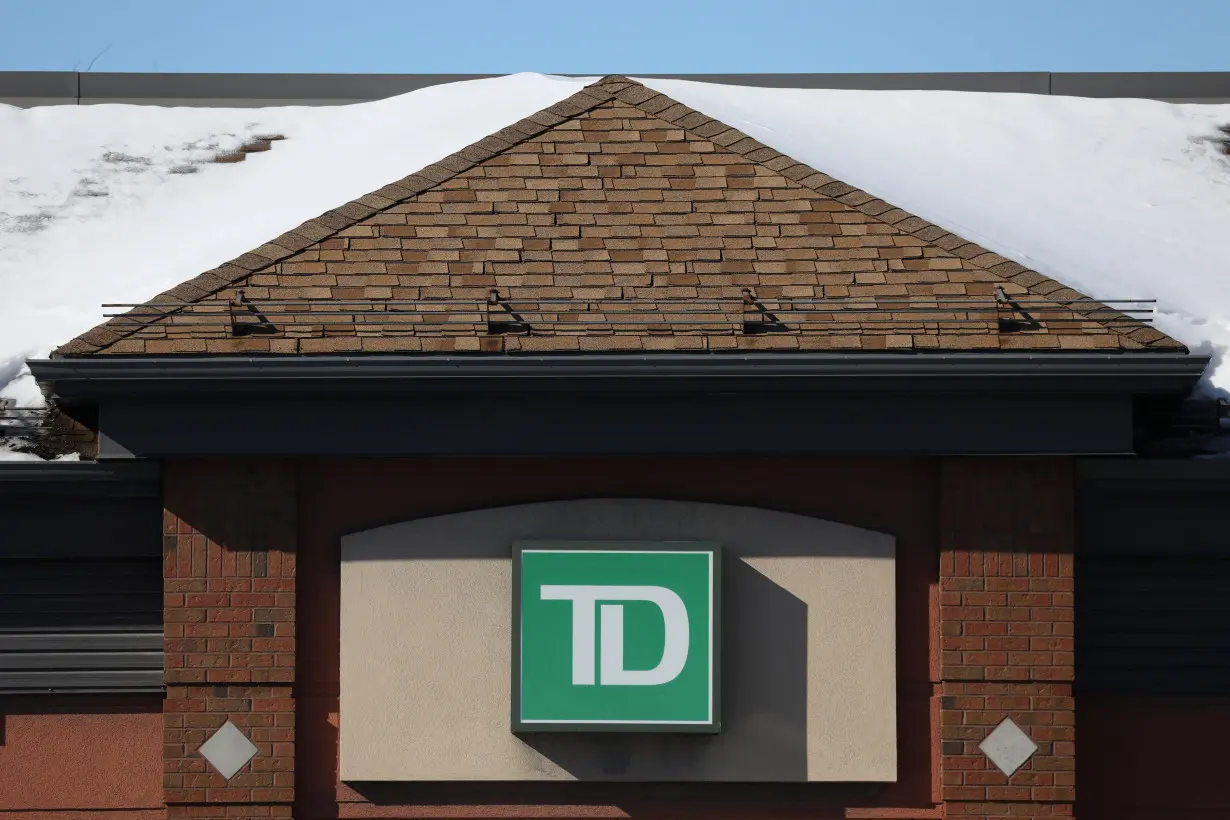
[995,286,1043,333]
[741,288,788,335]
[486,289,532,335]
[99,295,1159,338]
[229,290,277,337]
[0,402,52,437]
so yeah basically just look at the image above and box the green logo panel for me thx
[513,541,720,732]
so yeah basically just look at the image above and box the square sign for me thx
[512,540,721,733]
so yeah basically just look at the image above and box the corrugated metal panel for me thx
[0,462,163,693]
[1078,556,1230,694]
[0,670,161,692]
[1076,459,1230,695]
[0,559,162,692]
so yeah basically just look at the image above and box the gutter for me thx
[30,352,1210,399]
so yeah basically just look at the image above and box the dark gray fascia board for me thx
[75,71,1050,99]
[6,71,1230,107]
[78,71,501,101]
[94,391,1135,458]
[0,460,160,497]
[0,70,77,97]
[48,71,1056,103]
[30,352,1210,399]
[1052,72,1230,100]
[29,352,1203,459]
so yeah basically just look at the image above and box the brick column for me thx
[162,461,297,818]
[939,458,1076,820]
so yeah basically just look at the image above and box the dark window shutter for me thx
[1077,460,1230,695]
[0,463,163,693]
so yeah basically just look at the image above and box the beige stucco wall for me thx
[339,498,896,782]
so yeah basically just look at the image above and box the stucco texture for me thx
[0,697,162,810]
[339,498,896,782]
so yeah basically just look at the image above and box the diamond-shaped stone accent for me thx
[198,720,259,780]
[978,717,1038,777]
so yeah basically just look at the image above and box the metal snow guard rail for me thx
[101,290,1156,338]
[0,404,56,437]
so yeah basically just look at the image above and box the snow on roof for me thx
[0,73,593,406]
[650,79,1230,390]
[2,72,1229,409]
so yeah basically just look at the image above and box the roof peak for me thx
[57,74,1181,356]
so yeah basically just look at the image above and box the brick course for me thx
[939,458,1075,819]
[162,461,297,818]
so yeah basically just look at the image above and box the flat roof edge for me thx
[4,71,1229,106]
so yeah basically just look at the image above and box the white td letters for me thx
[539,585,689,686]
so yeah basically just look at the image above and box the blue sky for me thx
[1,0,1228,73]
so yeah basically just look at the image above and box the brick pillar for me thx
[939,458,1076,820]
[162,461,297,818]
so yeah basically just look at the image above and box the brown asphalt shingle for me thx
[57,76,1184,356]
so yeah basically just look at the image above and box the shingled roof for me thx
[57,75,1184,356]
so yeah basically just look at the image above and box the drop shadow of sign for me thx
[347,557,808,810]
[516,555,807,781]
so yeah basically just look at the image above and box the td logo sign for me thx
[512,542,720,732]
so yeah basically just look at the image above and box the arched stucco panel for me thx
[340,498,896,782]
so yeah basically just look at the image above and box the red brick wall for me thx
[162,460,297,818]
[939,459,1076,819]
[149,455,1080,820]
[295,457,939,818]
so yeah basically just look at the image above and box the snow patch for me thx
[0,448,79,462]
[0,355,47,408]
